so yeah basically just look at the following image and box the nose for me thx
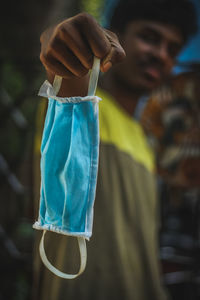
[153,43,172,67]
[157,44,169,62]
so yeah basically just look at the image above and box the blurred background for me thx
[0,0,199,299]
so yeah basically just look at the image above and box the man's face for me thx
[112,20,184,93]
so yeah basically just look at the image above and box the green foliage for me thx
[1,62,25,99]
[80,0,105,21]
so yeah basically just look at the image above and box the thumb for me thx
[101,30,126,72]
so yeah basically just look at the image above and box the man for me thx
[32,0,197,299]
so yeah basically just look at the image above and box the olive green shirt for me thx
[32,89,168,300]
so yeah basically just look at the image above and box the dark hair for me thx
[108,0,198,43]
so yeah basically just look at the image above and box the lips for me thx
[138,58,163,82]
[144,66,161,81]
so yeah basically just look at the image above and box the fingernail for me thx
[103,61,112,72]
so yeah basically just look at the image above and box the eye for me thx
[138,32,160,45]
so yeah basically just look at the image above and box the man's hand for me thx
[39,13,125,96]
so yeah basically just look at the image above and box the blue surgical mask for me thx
[33,57,101,279]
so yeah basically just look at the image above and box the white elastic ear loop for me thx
[87,57,100,96]
[88,57,100,113]
[52,74,62,95]
[39,231,87,279]
[39,57,100,279]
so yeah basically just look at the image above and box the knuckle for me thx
[57,23,68,39]
[112,32,118,39]
[39,54,44,65]
[95,42,111,59]
[111,32,118,41]
[75,12,94,25]
[56,21,75,41]
[115,47,126,61]
[40,53,51,70]
[75,67,88,78]
[40,52,52,67]
[48,37,57,50]
[49,37,60,53]
[44,51,52,62]
[109,47,125,65]
[40,52,47,65]
[85,55,94,69]
[80,54,93,69]
[104,29,118,41]
[109,31,118,40]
